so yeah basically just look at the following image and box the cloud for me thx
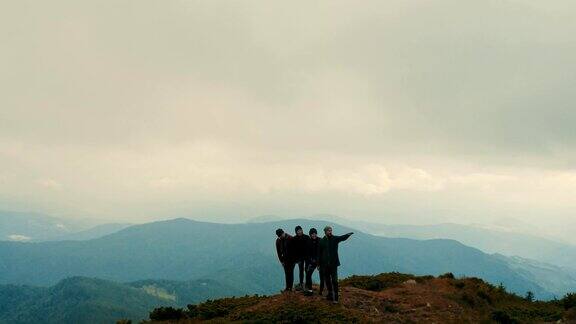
[2,0,576,160]
[37,179,63,190]
[0,0,575,231]
[7,234,31,242]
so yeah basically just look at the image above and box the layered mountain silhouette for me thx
[0,210,83,242]
[0,218,563,299]
[366,222,576,270]
[250,214,576,270]
[0,210,129,242]
[0,276,240,324]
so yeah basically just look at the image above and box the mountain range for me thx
[0,217,567,300]
[0,210,127,242]
[365,222,576,270]
[2,216,576,323]
[250,214,576,271]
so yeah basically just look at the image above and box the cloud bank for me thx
[1,0,575,237]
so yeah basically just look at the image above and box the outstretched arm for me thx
[337,232,354,242]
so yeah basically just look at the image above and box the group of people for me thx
[275,225,353,303]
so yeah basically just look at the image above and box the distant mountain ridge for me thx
[0,210,82,241]
[249,214,576,270]
[0,210,127,242]
[46,223,132,241]
[0,217,560,299]
[365,222,576,270]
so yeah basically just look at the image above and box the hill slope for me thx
[0,277,166,324]
[0,277,240,324]
[0,218,556,298]
[144,273,573,323]
[368,222,576,270]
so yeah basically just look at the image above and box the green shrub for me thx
[565,308,576,321]
[149,306,186,321]
[116,320,131,324]
[491,310,518,324]
[477,290,492,304]
[187,295,266,320]
[340,272,423,291]
[231,299,360,323]
[562,293,576,310]
[439,272,455,279]
[454,280,466,289]
[461,293,476,307]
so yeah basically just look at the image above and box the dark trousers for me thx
[319,266,325,293]
[322,265,339,301]
[305,260,324,291]
[295,259,305,286]
[283,262,295,290]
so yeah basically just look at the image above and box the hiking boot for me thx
[332,299,339,304]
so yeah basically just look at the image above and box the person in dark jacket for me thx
[305,227,323,294]
[291,225,310,290]
[275,228,295,292]
[318,226,353,303]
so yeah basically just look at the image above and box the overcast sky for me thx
[1,0,575,238]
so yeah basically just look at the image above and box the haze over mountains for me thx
[0,217,572,298]
[7,209,576,274]
[2,211,576,323]
[0,210,85,242]
[250,214,576,270]
[368,223,576,270]
[3,0,576,322]
[0,210,131,242]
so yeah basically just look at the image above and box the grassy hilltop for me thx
[142,272,576,324]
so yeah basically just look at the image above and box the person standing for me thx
[305,227,323,294]
[291,225,310,290]
[275,228,295,292]
[318,226,353,303]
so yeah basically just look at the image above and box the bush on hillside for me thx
[565,308,576,321]
[562,293,576,310]
[149,306,186,321]
[453,280,466,289]
[147,295,266,321]
[439,272,455,279]
[476,289,492,304]
[491,310,519,324]
[187,295,265,320]
[116,320,131,324]
[340,272,430,291]
[230,298,360,323]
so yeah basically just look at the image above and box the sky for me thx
[1,0,575,238]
